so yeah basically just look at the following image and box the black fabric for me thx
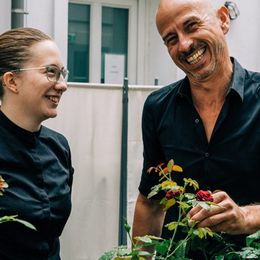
[0,110,74,260]
[139,58,260,257]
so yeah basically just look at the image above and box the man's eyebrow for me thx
[162,32,176,42]
[183,16,200,27]
[162,17,201,41]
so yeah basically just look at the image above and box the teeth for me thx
[47,96,59,103]
[186,48,205,64]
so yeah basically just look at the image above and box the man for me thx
[132,0,260,258]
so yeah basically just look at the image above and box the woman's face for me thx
[15,40,67,124]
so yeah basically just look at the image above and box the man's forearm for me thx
[132,193,165,258]
[132,193,165,238]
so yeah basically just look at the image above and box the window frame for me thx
[68,0,137,84]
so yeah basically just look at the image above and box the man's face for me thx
[156,0,230,82]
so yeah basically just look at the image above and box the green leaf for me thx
[196,201,211,211]
[214,255,225,260]
[167,159,174,173]
[174,239,187,258]
[246,230,260,247]
[0,215,17,223]
[0,215,36,230]
[183,178,199,190]
[135,235,152,244]
[147,184,161,199]
[145,235,163,241]
[165,221,181,231]
[184,193,195,200]
[163,198,176,211]
[123,219,131,233]
[193,227,214,239]
[137,250,154,256]
[155,239,170,255]
[177,201,191,209]
[15,218,37,230]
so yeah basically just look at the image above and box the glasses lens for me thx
[46,66,59,82]
[61,69,69,82]
[45,66,69,82]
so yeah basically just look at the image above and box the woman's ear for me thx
[2,72,19,93]
[218,6,230,35]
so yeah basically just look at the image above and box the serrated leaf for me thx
[175,239,187,257]
[155,239,170,255]
[147,184,161,199]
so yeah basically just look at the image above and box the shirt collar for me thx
[177,57,245,101]
[0,110,41,146]
[228,57,245,101]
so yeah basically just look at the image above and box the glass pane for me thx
[101,6,129,83]
[68,3,90,82]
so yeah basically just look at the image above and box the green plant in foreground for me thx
[99,159,260,259]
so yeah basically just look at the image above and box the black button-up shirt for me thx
[139,58,260,245]
[0,110,74,260]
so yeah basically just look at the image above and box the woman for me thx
[0,27,74,260]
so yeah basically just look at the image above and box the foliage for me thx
[99,160,260,259]
[0,175,36,230]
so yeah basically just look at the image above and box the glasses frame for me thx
[11,65,69,83]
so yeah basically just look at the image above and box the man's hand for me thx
[188,191,259,235]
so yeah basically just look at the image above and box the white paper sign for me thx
[104,54,125,84]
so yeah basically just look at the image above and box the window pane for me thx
[68,3,90,82]
[101,6,129,83]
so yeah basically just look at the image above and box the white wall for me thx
[0,0,11,33]
[226,0,260,72]
[44,84,158,260]
[25,0,69,67]
[137,0,177,85]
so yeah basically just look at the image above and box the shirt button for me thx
[205,152,210,158]
[195,118,200,124]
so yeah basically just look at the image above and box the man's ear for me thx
[2,72,19,93]
[218,6,230,35]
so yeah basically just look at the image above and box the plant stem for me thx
[126,228,135,253]
[167,233,191,258]
[165,182,190,258]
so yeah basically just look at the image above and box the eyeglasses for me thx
[11,65,69,83]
